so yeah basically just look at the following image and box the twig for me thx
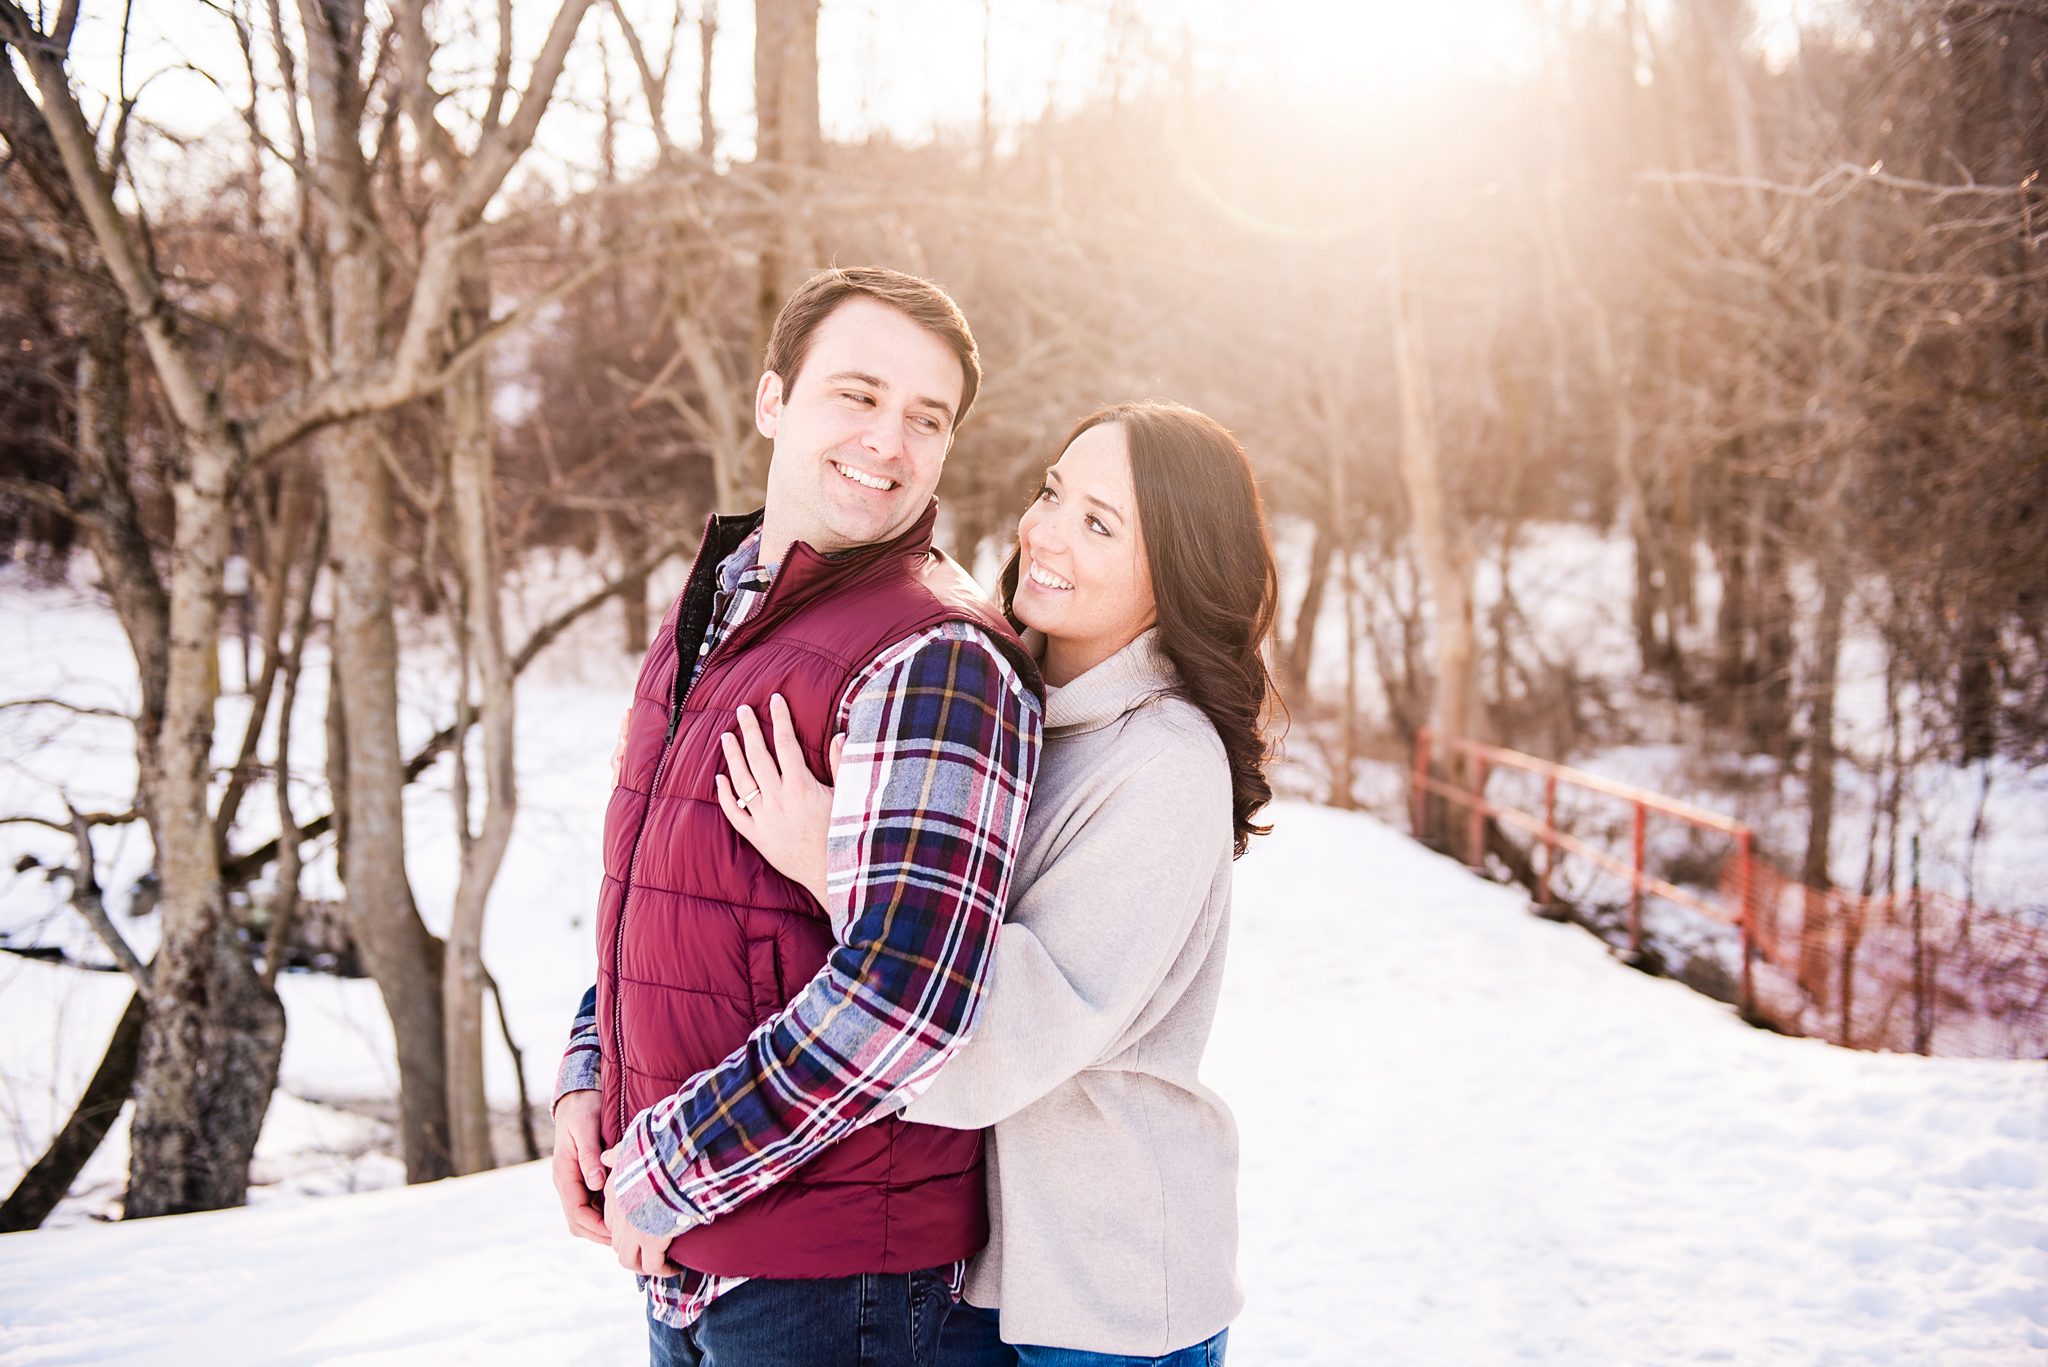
[1642,161,2040,204]
[482,964,539,1162]
[2,808,139,830]
[0,699,135,720]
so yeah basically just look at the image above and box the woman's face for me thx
[1013,422,1157,686]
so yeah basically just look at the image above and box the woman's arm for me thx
[902,729,1231,1130]
[714,692,843,905]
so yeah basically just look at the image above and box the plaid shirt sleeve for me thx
[553,986,601,1106]
[606,620,1043,1238]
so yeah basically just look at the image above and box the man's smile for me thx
[833,461,898,491]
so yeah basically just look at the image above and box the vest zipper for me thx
[613,646,707,1143]
[609,552,779,1146]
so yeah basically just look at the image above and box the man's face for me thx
[756,296,964,562]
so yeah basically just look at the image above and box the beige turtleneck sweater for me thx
[903,628,1244,1356]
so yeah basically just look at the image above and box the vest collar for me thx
[710,500,943,657]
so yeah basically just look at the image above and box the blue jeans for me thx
[938,1300,1229,1367]
[648,1268,954,1367]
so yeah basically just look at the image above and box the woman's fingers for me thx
[767,693,806,781]
[734,704,779,791]
[714,772,747,825]
[720,729,759,809]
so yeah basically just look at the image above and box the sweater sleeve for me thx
[902,719,1232,1131]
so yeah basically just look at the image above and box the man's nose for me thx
[859,408,906,461]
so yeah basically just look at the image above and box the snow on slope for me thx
[3,801,2043,1366]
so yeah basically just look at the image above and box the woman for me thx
[716,401,1278,1365]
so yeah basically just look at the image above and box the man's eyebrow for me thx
[821,370,955,425]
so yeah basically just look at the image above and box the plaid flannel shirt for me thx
[555,529,1042,1329]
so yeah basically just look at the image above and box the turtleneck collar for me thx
[1024,627,1178,737]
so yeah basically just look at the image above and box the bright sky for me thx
[31,0,1831,212]
[40,0,1563,194]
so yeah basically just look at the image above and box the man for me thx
[550,266,1043,1367]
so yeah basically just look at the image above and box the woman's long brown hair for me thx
[999,402,1280,856]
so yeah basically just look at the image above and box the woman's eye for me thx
[1033,484,1056,503]
[1086,515,1110,536]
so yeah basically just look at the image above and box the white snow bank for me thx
[0,1162,642,1366]
[1216,805,2046,1365]
[4,801,2044,1365]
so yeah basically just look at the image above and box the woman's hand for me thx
[715,692,845,908]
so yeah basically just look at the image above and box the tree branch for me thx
[0,477,82,521]
[62,807,151,990]
[0,0,247,477]
[220,531,694,888]
[239,230,638,463]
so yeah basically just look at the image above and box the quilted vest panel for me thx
[595,501,1038,1278]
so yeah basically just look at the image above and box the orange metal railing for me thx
[1412,728,1758,1012]
[1410,729,2048,1058]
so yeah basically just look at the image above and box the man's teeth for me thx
[1028,563,1074,591]
[835,463,896,491]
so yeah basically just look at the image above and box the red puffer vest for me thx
[596,500,1039,1279]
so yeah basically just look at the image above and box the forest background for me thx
[0,0,2043,1226]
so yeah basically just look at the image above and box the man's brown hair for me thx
[762,267,983,428]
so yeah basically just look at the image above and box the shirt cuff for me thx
[553,1042,602,1109]
[613,1105,712,1238]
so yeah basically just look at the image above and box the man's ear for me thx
[755,371,783,439]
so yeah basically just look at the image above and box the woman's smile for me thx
[1014,421,1157,687]
[1025,561,1074,591]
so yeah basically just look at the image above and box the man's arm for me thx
[603,622,1042,1240]
[551,988,610,1244]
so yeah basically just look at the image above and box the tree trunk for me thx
[1749,480,1796,759]
[70,307,169,826]
[698,1,718,157]
[127,437,288,1218]
[750,0,820,496]
[301,0,452,1178]
[614,515,651,654]
[1796,544,1847,1007]
[321,417,453,1183]
[1390,245,1479,862]
[1708,464,1750,730]
[1284,517,1337,708]
[443,245,519,1177]
[3,25,287,1219]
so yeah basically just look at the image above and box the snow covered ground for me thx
[3,801,2044,1366]
[3,559,2045,1364]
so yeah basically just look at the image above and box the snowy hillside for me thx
[3,802,2042,1366]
